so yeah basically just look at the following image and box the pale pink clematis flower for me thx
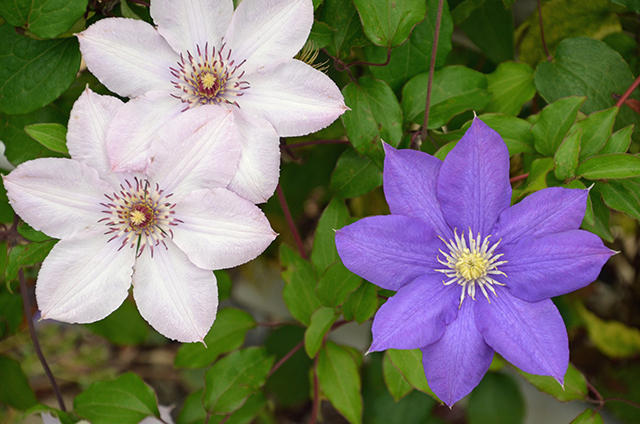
[77,0,347,203]
[4,89,276,343]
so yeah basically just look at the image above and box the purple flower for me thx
[335,118,614,406]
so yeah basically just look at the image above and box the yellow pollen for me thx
[130,210,147,226]
[455,251,489,281]
[201,72,217,89]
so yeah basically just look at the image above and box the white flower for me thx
[5,89,276,343]
[77,0,347,203]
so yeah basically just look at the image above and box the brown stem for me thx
[310,355,320,424]
[615,74,640,108]
[420,0,444,142]
[269,340,305,378]
[538,0,552,61]
[276,183,307,260]
[19,269,66,412]
[509,173,529,183]
[218,413,232,424]
[345,48,392,68]
[281,139,350,150]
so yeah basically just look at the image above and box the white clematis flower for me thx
[4,89,276,343]
[78,0,347,203]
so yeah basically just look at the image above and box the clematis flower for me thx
[77,0,347,203]
[4,89,276,343]
[335,118,614,406]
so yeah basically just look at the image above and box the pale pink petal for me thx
[36,232,135,323]
[106,91,184,173]
[146,106,240,200]
[78,18,178,97]
[151,0,232,54]
[227,109,280,203]
[4,158,112,239]
[67,88,124,183]
[132,239,218,343]
[239,60,347,136]
[172,188,276,270]
[224,0,313,73]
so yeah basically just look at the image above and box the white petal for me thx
[132,239,218,343]
[67,88,124,184]
[36,232,135,323]
[224,0,313,74]
[172,188,276,270]
[106,91,184,173]
[151,0,232,54]
[146,105,241,200]
[227,109,280,203]
[240,59,347,136]
[78,18,178,97]
[4,158,112,239]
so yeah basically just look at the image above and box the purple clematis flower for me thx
[335,118,614,406]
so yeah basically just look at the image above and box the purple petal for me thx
[475,291,568,382]
[335,215,440,291]
[421,300,494,407]
[437,118,511,237]
[370,274,459,352]
[382,144,451,238]
[492,187,588,242]
[500,230,614,302]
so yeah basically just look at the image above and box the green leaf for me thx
[120,0,143,20]
[571,106,619,160]
[17,221,50,242]
[342,280,378,324]
[386,349,438,400]
[598,180,640,221]
[402,66,491,128]
[317,342,363,424]
[535,37,640,142]
[0,355,37,409]
[576,153,640,180]
[305,306,339,358]
[341,76,403,167]
[581,187,613,242]
[215,269,232,302]
[354,0,426,47]
[0,24,82,114]
[457,0,514,64]
[484,62,536,116]
[309,20,334,49]
[0,287,22,337]
[330,147,383,198]
[175,308,256,368]
[599,124,633,155]
[459,114,535,155]
[317,261,362,307]
[23,123,69,154]
[280,244,321,326]
[382,352,413,401]
[0,0,89,38]
[364,0,453,94]
[518,0,621,66]
[450,0,485,24]
[531,96,585,157]
[203,347,274,415]
[577,302,640,358]
[74,373,160,424]
[84,300,149,346]
[518,363,587,402]
[467,372,524,424]
[570,409,605,424]
[513,157,554,199]
[554,129,581,181]
[311,197,350,275]
[5,239,57,281]
[318,0,369,59]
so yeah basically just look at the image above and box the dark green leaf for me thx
[572,106,619,160]
[317,261,362,307]
[5,239,57,281]
[120,0,142,20]
[598,180,640,221]
[354,0,426,47]
[386,349,438,399]
[311,197,350,275]
[203,347,274,415]
[0,178,14,223]
[305,306,339,358]
[484,62,536,115]
[0,0,89,38]
[16,221,50,242]
[570,409,605,424]
[318,0,369,59]
[342,280,378,324]
[581,187,613,242]
[224,392,267,424]
[175,308,256,368]
[330,147,383,198]
[402,66,491,128]
[23,123,68,154]
[74,373,160,424]
[309,20,334,49]
[578,302,640,358]
[84,299,149,346]
[342,76,403,167]
[177,389,207,424]
[318,341,363,424]
[531,96,585,157]
[599,125,633,155]
[382,352,412,401]
[554,129,581,181]
[450,0,485,23]
[0,355,37,409]
[457,0,514,64]
[280,244,321,326]
[577,154,640,180]
[518,363,587,402]
[468,372,524,424]
[0,24,82,114]
[611,0,640,12]
[0,286,22,337]
[215,269,232,302]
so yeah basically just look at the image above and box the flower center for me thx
[170,43,249,108]
[100,178,180,256]
[435,229,507,307]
